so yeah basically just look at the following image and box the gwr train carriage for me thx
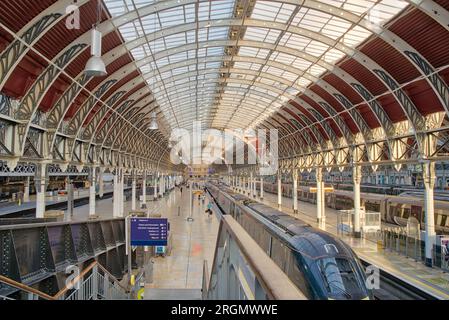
[257,182,449,234]
[207,182,372,300]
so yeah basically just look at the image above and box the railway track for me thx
[359,260,437,300]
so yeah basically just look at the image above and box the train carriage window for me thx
[411,205,422,222]
[285,251,311,297]
[438,213,446,227]
[316,258,365,300]
[270,238,287,271]
[260,229,271,253]
[365,201,380,212]
[403,207,411,219]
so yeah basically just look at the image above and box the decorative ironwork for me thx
[373,69,425,131]
[47,74,91,129]
[404,51,449,114]
[67,79,117,135]
[82,91,126,140]
[351,83,395,137]
[23,128,41,158]
[16,44,87,121]
[0,14,62,87]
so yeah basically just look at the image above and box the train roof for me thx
[245,202,354,260]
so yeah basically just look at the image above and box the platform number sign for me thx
[130,218,168,246]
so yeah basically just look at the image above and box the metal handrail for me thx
[201,260,209,300]
[53,261,129,299]
[0,275,56,300]
[0,261,129,300]
[207,215,307,300]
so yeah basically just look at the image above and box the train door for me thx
[270,237,288,271]
[410,205,422,224]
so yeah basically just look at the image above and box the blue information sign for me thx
[130,218,168,246]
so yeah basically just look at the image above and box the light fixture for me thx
[84,0,107,77]
[149,112,158,130]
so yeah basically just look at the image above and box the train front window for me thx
[316,258,366,300]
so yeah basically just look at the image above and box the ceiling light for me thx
[149,112,158,130]
[84,1,107,77]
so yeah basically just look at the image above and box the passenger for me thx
[206,202,213,220]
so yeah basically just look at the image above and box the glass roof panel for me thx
[104,0,410,133]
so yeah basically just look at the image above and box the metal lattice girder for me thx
[81,90,128,140]
[16,43,87,155]
[0,0,91,90]
[67,60,153,138]
[111,118,149,153]
[277,113,315,152]
[265,114,306,155]
[66,79,118,136]
[0,1,448,171]
[25,0,440,130]
[83,99,149,160]
[131,36,396,140]
[114,114,162,153]
[105,104,157,149]
[82,87,151,141]
[95,101,141,144]
[293,97,341,147]
[88,7,444,126]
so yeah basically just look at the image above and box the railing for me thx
[205,215,306,300]
[0,261,130,300]
[337,209,381,236]
[201,260,209,300]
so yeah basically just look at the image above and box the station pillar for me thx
[353,164,362,238]
[154,176,158,200]
[277,173,282,211]
[113,169,119,217]
[260,176,264,200]
[98,168,104,198]
[23,176,30,202]
[316,167,325,223]
[293,169,298,214]
[89,167,96,217]
[141,172,147,208]
[113,168,124,218]
[159,174,164,197]
[250,172,254,198]
[253,174,257,198]
[423,161,436,267]
[120,170,125,217]
[35,164,47,218]
[131,172,137,211]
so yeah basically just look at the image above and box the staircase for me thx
[0,261,130,300]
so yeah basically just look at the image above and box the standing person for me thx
[207,202,213,220]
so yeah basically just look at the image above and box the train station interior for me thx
[1,0,449,304]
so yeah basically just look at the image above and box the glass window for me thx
[316,257,365,299]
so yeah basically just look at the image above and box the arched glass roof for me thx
[103,0,409,131]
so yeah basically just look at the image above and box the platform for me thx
[0,185,116,217]
[238,188,449,300]
[144,188,219,298]
[69,186,219,297]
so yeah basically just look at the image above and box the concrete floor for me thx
[67,186,220,299]
[145,188,219,299]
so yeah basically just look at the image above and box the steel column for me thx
[353,165,362,238]
[277,173,282,211]
[423,161,436,267]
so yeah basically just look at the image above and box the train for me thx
[206,182,373,300]
[258,182,449,234]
